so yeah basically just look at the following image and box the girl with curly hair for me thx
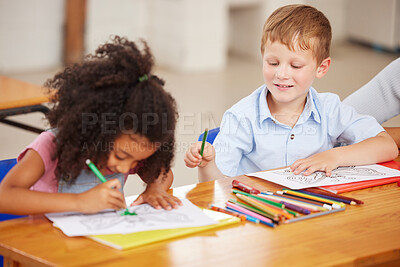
[0,36,182,214]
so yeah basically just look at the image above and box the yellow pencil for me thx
[282,189,345,208]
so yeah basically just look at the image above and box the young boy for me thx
[184,4,398,182]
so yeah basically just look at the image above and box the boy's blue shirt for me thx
[213,84,385,177]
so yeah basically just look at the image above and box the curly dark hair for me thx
[45,36,178,184]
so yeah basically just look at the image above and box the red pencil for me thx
[232,180,261,194]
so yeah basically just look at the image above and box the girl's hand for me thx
[130,185,182,210]
[290,149,340,177]
[184,141,215,168]
[77,179,126,213]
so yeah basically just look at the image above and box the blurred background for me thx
[0,0,399,196]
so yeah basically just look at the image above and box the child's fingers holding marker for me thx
[184,142,202,168]
[197,142,215,167]
[201,142,215,162]
[77,181,126,213]
[184,153,200,168]
[97,182,126,210]
[105,178,123,190]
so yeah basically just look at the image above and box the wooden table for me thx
[0,76,50,133]
[0,175,399,267]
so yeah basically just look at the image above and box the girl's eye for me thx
[269,62,278,66]
[291,65,302,69]
[115,154,125,160]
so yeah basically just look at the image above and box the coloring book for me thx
[246,163,400,190]
[45,199,217,237]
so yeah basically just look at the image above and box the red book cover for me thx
[319,161,400,193]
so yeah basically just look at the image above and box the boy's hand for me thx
[184,141,215,168]
[290,150,340,176]
[130,185,182,210]
[77,179,126,213]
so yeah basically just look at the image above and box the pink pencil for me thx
[226,202,275,226]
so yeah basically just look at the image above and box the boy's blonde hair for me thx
[261,4,331,65]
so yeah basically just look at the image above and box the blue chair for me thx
[0,158,25,220]
[198,127,220,145]
[0,159,25,267]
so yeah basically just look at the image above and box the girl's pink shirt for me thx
[18,131,58,193]
[17,131,142,193]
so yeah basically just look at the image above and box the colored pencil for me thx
[228,199,280,223]
[302,188,363,205]
[236,194,293,220]
[284,207,345,223]
[217,205,260,223]
[86,159,135,216]
[280,189,344,209]
[256,194,315,213]
[199,128,208,156]
[233,189,285,209]
[296,189,354,205]
[225,206,270,227]
[226,202,275,227]
[274,193,331,211]
[232,180,261,194]
[209,204,246,221]
[86,159,107,183]
[233,190,298,216]
[256,194,311,215]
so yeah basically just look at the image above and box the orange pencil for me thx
[209,205,246,221]
[236,194,294,220]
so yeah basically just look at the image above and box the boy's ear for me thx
[316,57,331,78]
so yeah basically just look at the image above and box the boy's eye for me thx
[268,62,278,66]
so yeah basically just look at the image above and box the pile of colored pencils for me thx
[210,180,364,228]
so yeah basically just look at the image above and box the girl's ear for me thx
[316,57,331,78]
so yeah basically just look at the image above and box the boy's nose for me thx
[276,65,289,79]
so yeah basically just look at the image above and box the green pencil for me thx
[86,159,107,183]
[85,159,136,216]
[200,128,208,156]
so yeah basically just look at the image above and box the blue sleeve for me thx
[213,111,254,177]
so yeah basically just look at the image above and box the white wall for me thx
[346,0,400,51]
[148,0,227,72]
[0,0,64,74]
[228,0,347,61]
[85,0,148,54]
[0,0,389,73]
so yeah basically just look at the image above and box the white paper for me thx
[45,199,217,237]
[246,164,400,190]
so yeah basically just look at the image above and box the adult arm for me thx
[343,58,400,124]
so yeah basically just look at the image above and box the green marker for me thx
[85,159,107,183]
[200,128,208,157]
[85,159,136,216]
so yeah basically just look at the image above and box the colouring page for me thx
[45,199,217,237]
[246,164,400,190]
